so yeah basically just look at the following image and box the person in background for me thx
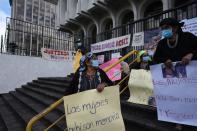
[132,50,152,70]
[70,52,113,93]
[131,50,156,106]
[153,18,197,66]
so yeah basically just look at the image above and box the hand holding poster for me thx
[99,59,121,81]
[64,85,125,131]
[150,61,197,126]
[128,69,154,105]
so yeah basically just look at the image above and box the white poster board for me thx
[150,61,197,126]
[181,17,197,36]
[132,32,144,46]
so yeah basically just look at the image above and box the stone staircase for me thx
[0,75,196,131]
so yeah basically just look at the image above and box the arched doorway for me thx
[91,25,97,44]
[144,1,163,30]
[103,18,113,40]
[121,11,134,35]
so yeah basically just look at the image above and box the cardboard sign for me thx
[132,32,144,46]
[64,85,125,131]
[150,61,197,126]
[99,59,121,81]
[128,69,154,105]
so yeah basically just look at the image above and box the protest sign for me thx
[99,58,121,81]
[111,52,121,59]
[181,17,197,36]
[64,85,125,131]
[73,51,82,72]
[41,48,75,61]
[97,55,105,64]
[128,69,154,105]
[91,35,130,53]
[144,28,161,56]
[150,61,197,126]
[132,32,144,46]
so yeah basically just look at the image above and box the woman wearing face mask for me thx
[70,52,113,94]
[153,18,197,65]
[132,50,152,70]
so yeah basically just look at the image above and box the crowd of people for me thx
[70,17,197,97]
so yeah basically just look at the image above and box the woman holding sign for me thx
[70,52,113,93]
[153,18,197,65]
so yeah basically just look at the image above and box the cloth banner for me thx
[64,85,125,131]
[150,61,197,126]
[91,35,131,53]
[132,32,144,46]
[41,48,75,61]
[128,69,154,105]
[99,58,121,81]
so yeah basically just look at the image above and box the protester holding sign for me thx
[132,50,152,70]
[153,18,197,66]
[70,52,113,93]
[130,50,155,106]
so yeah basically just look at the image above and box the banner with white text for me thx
[150,61,197,126]
[91,35,131,53]
[64,85,125,131]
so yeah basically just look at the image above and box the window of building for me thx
[16,0,25,20]
[144,1,163,30]
[26,0,33,22]
[39,1,45,26]
[33,0,39,24]
[175,0,197,20]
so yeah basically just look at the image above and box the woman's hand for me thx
[182,53,193,65]
[97,83,107,93]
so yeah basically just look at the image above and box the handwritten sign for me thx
[91,35,130,53]
[150,61,197,126]
[97,55,105,64]
[128,69,154,105]
[64,85,125,131]
[132,32,144,46]
[99,59,121,81]
[181,17,197,36]
[41,48,75,61]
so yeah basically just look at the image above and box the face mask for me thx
[162,28,173,39]
[91,60,99,68]
[142,56,150,62]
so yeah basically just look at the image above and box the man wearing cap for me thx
[153,18,197,66]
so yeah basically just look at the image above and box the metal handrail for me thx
[26,50,138,131]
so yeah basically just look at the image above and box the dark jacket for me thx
[70,68,113,93]
[153,31,197,64]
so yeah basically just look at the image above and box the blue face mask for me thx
[91,60,99,68]
[142,56,150,62]
[162,29,173,39]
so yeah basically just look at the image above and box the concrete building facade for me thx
[59,0,196,44]
[7,0,74,56]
